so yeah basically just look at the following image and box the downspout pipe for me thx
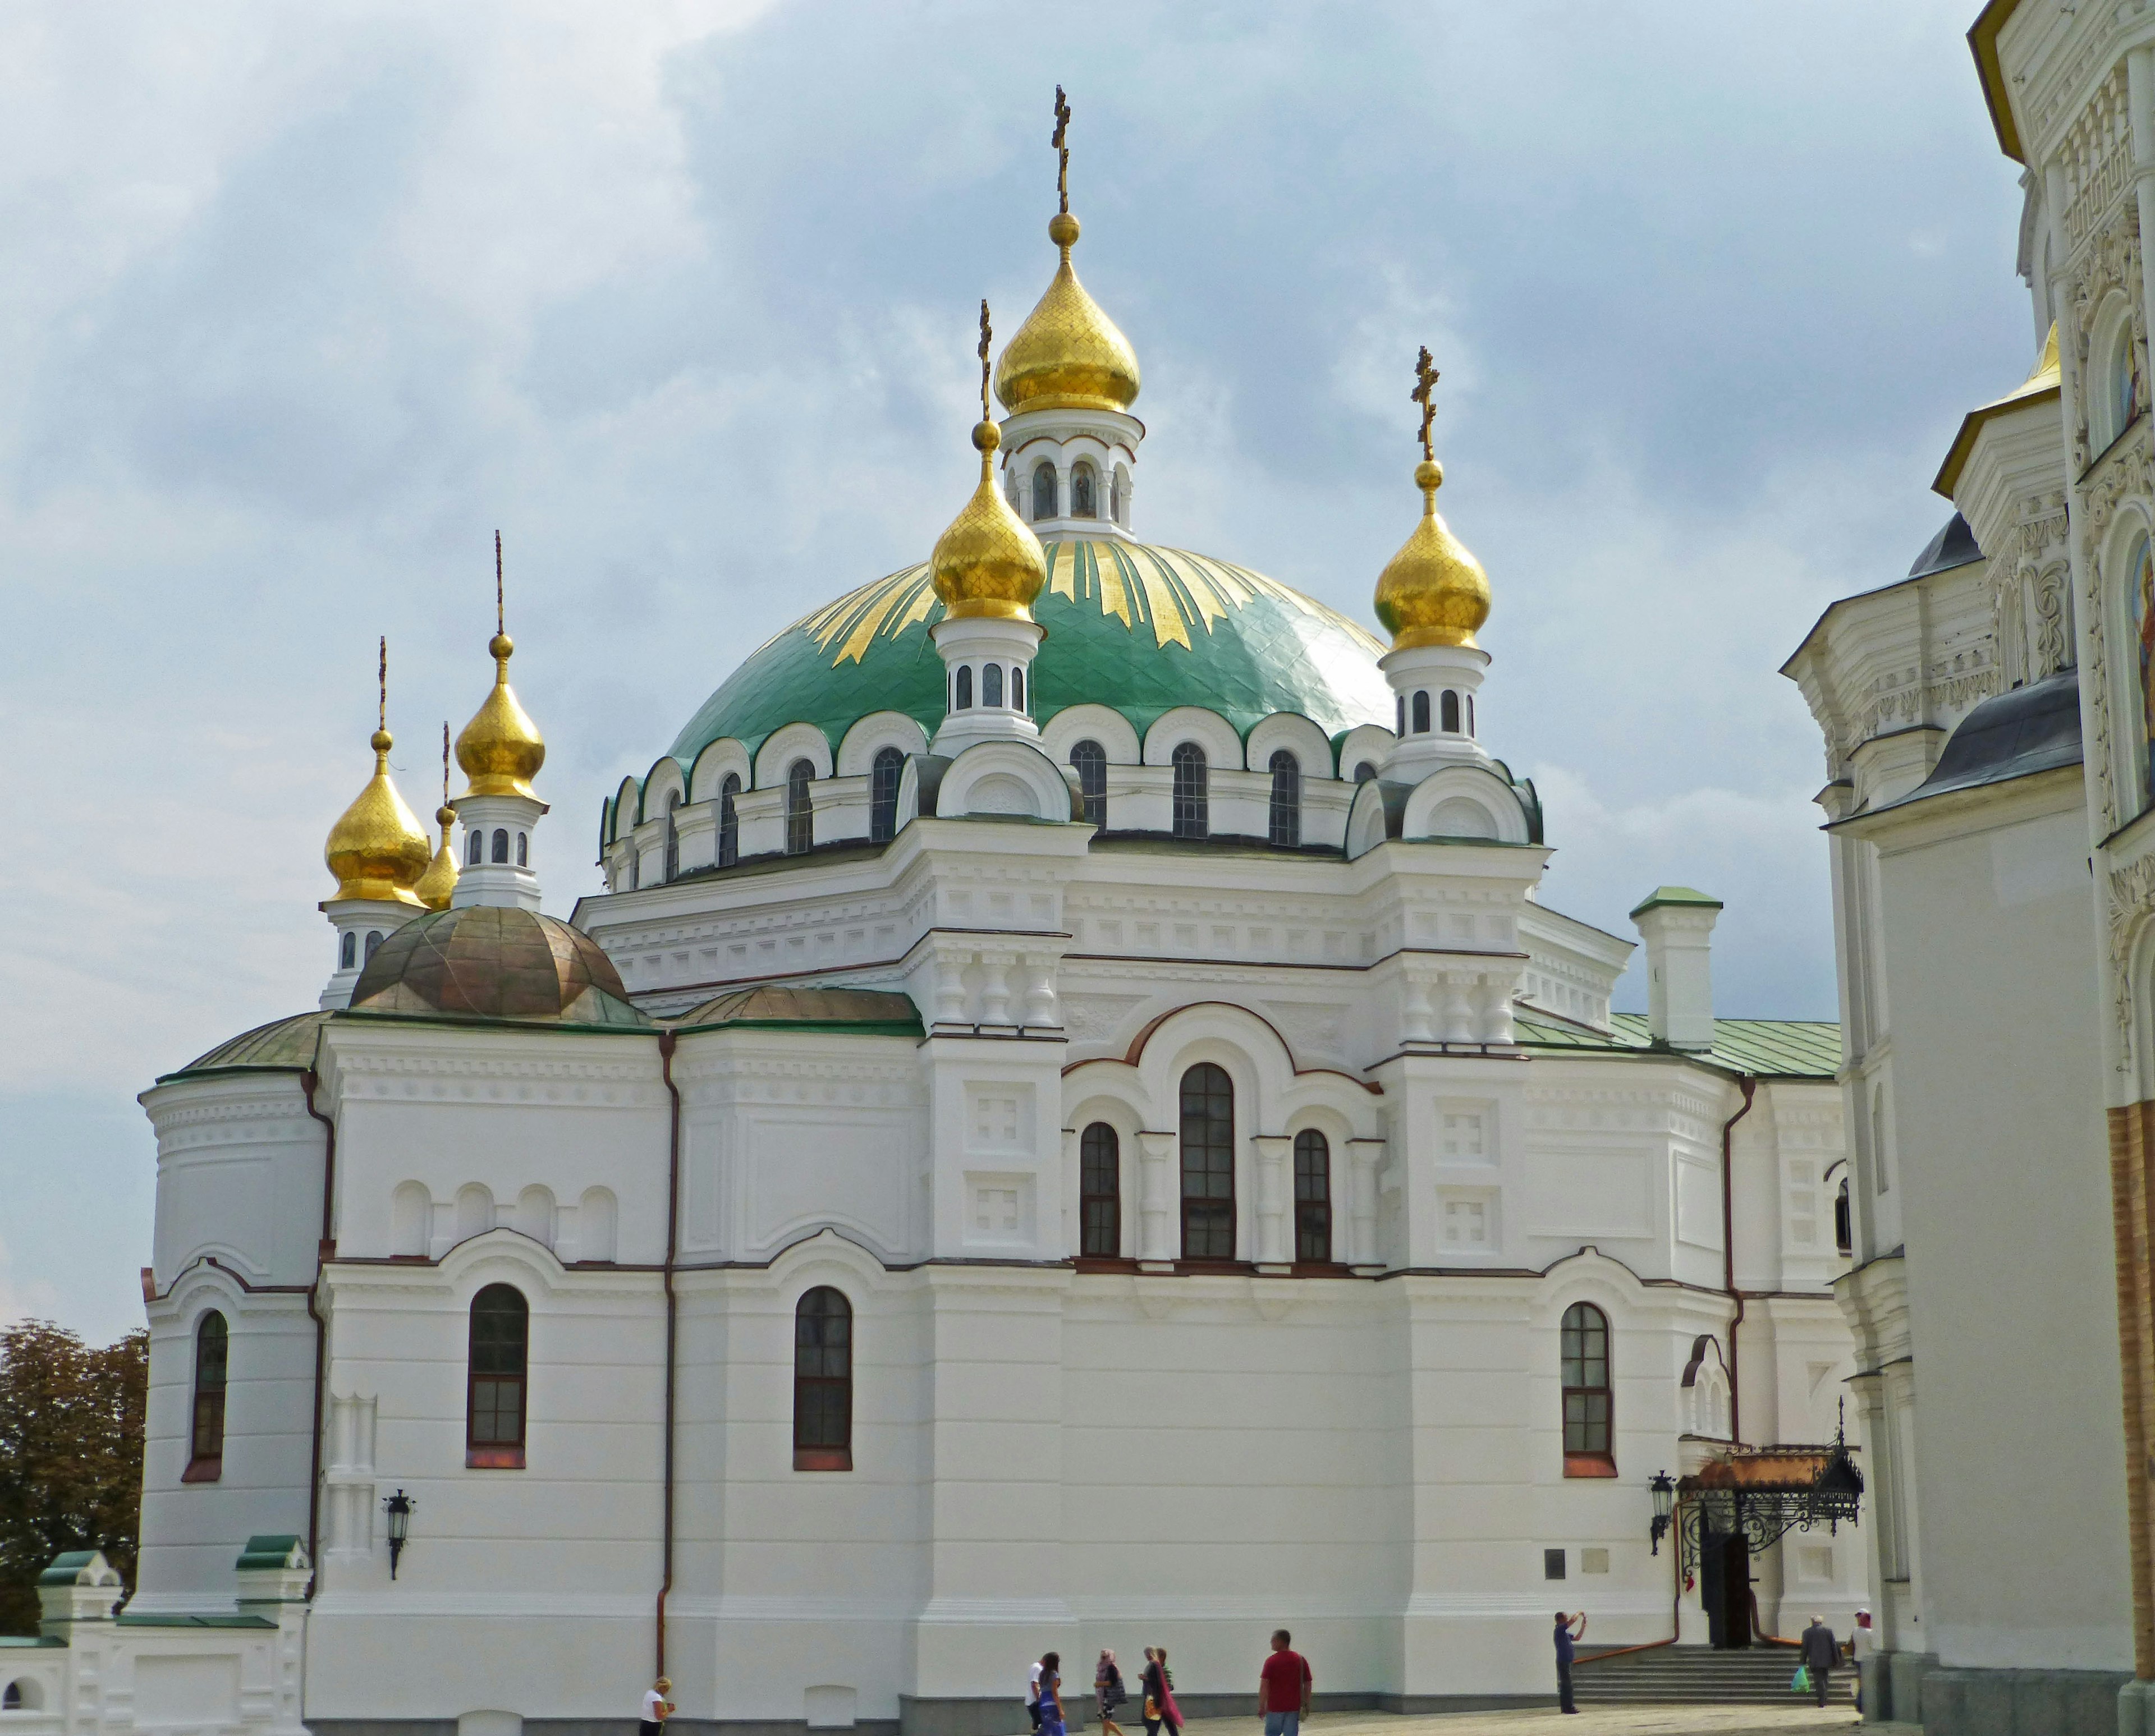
[300,1060,337,1593]
[656,1030,682,1680]
[1720,1074,1758,1445]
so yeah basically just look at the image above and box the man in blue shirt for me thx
[1553,1611,1585,1714]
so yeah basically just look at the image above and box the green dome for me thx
[667,540,1393,771]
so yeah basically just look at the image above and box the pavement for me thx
[1174,1712,1900,1736]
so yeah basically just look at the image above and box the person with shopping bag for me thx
[1799,1614,1840,1707]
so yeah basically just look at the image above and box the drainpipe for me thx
[300,1063,337,1592]
[1720,1074,1758,1445]
[655,1030,682,1679]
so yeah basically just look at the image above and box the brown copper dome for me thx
[350,906,645,1026]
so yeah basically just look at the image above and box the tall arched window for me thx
[1466,694,1475,736]
[1561,1301,1613,1475]
[491,828,510,864]
[364,930,384,961]
[1835,1177,1853,1257]
[663,792,681,881]
[516,831,528,866]
[870,747,905,843]
[1396,695,1406,736]
[1071,740,1108,828]
[340,932,356,970]
[718,773,741,867]
[1294,1130,1331,1263]
[1179,1062,1235,1260]
[185,1311,228,1481]
[1440,691,1461,733]
[1110,466,1124,522]
[467,829,483,866]
[1268,750,1301,848]
[1080,1123,1121,1259]
[467,1284,529,1468]
[983,663,1004,708]
[1011,665,1025,711]
[1071,461,1097,518]
[1171,743,1208,839]
[786,760,814,855]
[794,1287,852,1471]
[954,665,974,710]
[1411,691,1431,734]
[1032,462,1058,521]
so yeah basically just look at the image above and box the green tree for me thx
[0,1321,148,1634]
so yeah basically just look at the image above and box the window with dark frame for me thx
[1293,1129,1331,1263]
[1411,690,1431,733]
[1011,665,1025,711]
[1179,1062,1235,1260]
[468,830,483,866]
[1268,750,1301,848]
[1441,690,1461,733]
[466,1283,529,1468]
[786,760,814,855]
[184,1311,227,1481]
[664,792,681,880]
[1171,742,1208,839]
[1080,1123,1121,1258]
[1032,462,1058,521]
[1072,462,1097,518]
[983,663,1004,708]
[1070,741,1108,828]
[794,1287,853,1471]
[340,932,356,970]
[1561,1301,1614,1474]
[955,665,973,710]
[718,774,740,867]
[870,747,905,844]
[491,828,510,864]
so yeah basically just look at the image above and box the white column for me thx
[1349,1138,1386,1270]
[1137,1131,1176,1268]
[1253,1135,1292,1272]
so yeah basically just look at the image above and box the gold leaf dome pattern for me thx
[930,419,1048,620]
[324,729,434,906]
[412,802,460,911]
[993,214,1140,416]
[455,633,547,798]
[1373,459,1491,651]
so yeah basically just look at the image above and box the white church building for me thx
[4,117,1864,1736]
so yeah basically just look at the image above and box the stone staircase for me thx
[1572,1645,1856,1706]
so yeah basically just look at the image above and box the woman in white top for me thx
[640,1678,672,1736]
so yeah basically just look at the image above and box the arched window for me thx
[1070,740,1108,827]
[718,774,740,867]
[1294,1130,1331,1264]
[1395,695,1405,736]
[3,1681,34,1711]
[340,931,356,970]
[364,930,384,961]
[1561,1301,1613,1473]
[1466,694,1475,736]
[491,828,510,865]
[954,665,974,710]
[794,1287,852,1471]
[1071,462,1097,518]
[1411,691,1431,734]
[1032,462,1058,521]
[1110,466,1123,522]
[1268,750,1301,848]
[663,793,681,881]
[1835,1177,1853,1257]
[185,1311,227,1481]
[467,830,483,866]
[467,1283,529,1468]
[1441,690,1461,733]
[1080,1123,1121,1258]
[786,760,814,856]
[516,831,528,866]
[1011,665,1025,711]
[1171,742,1208,839]
[983,663,1004,708]
[870,746,905,844]
[1179,1062,1235,1260]
[1354,761,1377,784]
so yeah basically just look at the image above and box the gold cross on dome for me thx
[1053,86,1071,215]
[978,299,993,421]
[1410,345,1439,462]
[377,635,387,732]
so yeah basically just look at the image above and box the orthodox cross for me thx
[441,721,452,806]
[377,636,387,732]
[978,299,993,421]
[494,529,505,635]
[1410,345,1439,462]
[1053,86,1071,215]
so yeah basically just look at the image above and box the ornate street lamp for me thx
[1648,1471,1676,1555]
[383,1489,416,1581]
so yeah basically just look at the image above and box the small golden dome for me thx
[324,727,433,906]
[993,214,1141,415]
[1373,458,1491,651]
[413,802,460,911]
[931,417,1048,619]
[455,632,547,798]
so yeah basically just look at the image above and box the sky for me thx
[0,1,2033,1343]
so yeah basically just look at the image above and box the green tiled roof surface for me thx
[163,1011,330,1081]
[666,540,1395,773]
[1515,1013,1841,1078]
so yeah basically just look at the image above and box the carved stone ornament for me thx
[2112,852,2155,1071]
[2074,433,2151,834]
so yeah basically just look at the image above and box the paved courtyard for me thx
[1177,1711,1885,1736]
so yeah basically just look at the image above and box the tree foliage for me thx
[0,1321,148,1635]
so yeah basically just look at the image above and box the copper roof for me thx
[675,984,923,1034]
[351,906,646,1026]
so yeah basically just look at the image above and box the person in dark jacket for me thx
[1800,1615,1840,1707]
[1553,1611,1585,1714]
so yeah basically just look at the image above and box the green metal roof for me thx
[161,1011,329,1082]
[1629,884,1723,916]
[677,984,924,1036]
[1515,1013,1841,1078]
[666,540,1394,777]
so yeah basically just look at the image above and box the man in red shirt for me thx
[1256,1630,1312,1736]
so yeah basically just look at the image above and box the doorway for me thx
[1698,1532,1753,1648]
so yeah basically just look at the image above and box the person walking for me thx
[1553,1611,1585,1714]
[1142,1647,1181,1736]
[1095,1650,1127,1736]
[1850,1609,1873,1714]
[1037,1653,1066,1736]
[1257,1629,1312,1736]
[639,1678,673,1736]
[1025,1658,1043,1733]
[1799,1614,1840,1709]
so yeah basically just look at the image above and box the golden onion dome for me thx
[455,632,546,798]
[412,802,460,911]
[324,727,433,906]
[930,417,1048,619]
[993,213,1140,416]
[1373,458,1491,651]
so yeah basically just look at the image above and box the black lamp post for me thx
[1648,1471,1676,1555]
[383,1489,415,1581]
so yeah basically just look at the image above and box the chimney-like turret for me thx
[1630,886,1723,1050]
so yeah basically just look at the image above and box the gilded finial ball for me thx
[973,420,1001,453]
[437,803,457,828]
[490,632,514,661]
[1416,458,1444,493]
[1048,212,1080,247]
[371,728,393,754]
